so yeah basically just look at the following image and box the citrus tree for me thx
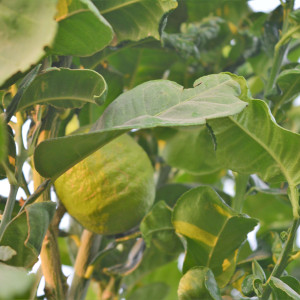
[1,0,300,299]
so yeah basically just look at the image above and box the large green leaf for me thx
[52,0,113,56]
[17,68,107,110]
[208,99,300,217]
[172,186,257,287]
[0,202,56,268]
[93,0,178,42]
[34,73,248,179]
[178,267,222,300]
[0,0,57,86]
[243,192,292,234]
[140,201,183,255]
[161,125,221,175]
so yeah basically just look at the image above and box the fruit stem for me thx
[68,230,102,300]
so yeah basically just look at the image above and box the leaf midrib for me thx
[101,0,142,14]
[19,96,97,110]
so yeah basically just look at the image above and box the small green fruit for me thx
[54,134,155,235]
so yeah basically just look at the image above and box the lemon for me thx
[54,134,155,235]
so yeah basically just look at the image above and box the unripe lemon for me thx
[54,134,155,235]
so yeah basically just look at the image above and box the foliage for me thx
[0,0,300,299]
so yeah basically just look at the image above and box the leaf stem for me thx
[0,184,19,239]
[232,173,249,213]
[261,218,299,299]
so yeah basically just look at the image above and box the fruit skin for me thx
[54,134,155,235]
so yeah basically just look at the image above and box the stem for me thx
[261,218,299,300]
[33,106,66,299]
[0,184,19,238]
[265,0,295,105]
[68,230,102,300]
[19,179,51,213]
[232,173,249,213]
[40,222,68,300]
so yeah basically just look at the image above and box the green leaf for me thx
[270,276,300,300]
[172,186,258,287]
[0,202,56,267]
[140,201,183,255]
[243,192,292,234]
[0,116,6,164]
[93,0,178,42]
[241,275,256,297]
[52,0,113,56]
[273,68,300,105]
[138,261,182,300]
[252,260,266,282]
[34,73,248,179]
[0,0,57,86]
[17,68,107,110]
[178,266,222,300]
[161,125,221,175]
[128,282,169,300]
[209,99,300,216]
[155,183,191,207]
[0,263,35,299]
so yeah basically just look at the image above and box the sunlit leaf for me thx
[178,266,222,300]
[0,0,57,86]
[172,186,258,287]
[34,73,247,179]
[0,202,56,267]
[17,68,107,110]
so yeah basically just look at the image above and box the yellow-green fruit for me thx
[54,134,155,235]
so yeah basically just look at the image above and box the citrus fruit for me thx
[54,134,155,235]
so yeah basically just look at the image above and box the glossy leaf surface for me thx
[0,0,57,85]
[52,0,113,56]
[17,68,107,110]
[172,186,257,287]
[0,202,56,267]
[94,0,178,42]
[34,73,247,179]
[178,267,222,300]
